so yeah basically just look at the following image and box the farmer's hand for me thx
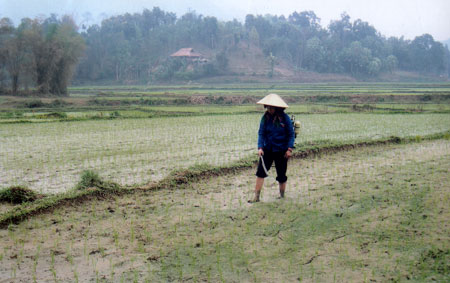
[258,148,264,157]
[285,149,293,159]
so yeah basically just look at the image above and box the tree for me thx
[267,52,276,77]
[246,15,274,44]
[0,18,19,93]
[288,11,322,68]
[245,14,255,30]
[202,16,218,49]
[49,16,85,95]
[445,46,450,78]
[288,11,321,32]
[21,16,85,95]
[328,12,353,48]
[0,19,13,90]
[176,11,203,46]
[3,35,23,94]
[428,40,447,74]
[304,37,327,72]
[249,26,260,46]
[24,18,57,94]
[222,19,243,47]
[385,55,398,73]
[367,57,382,76]
[215,50,228,71]
[340,41,372,75]
[76,25,105,80]
[409,34,435,72]
[352,19,377,41]
[0,18,37,94]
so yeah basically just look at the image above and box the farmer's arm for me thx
[258,116,265,149]
[258,116,265,156]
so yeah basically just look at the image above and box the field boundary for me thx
[1,131,449,229]
[3,110,450,126]
[2,108,450,125]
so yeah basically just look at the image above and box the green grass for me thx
[0,186,39,204]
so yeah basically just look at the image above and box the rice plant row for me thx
[1,113,449,193]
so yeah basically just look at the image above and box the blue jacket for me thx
[258,112,295,152]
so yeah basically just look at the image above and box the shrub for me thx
[420,95,432,102]
[76,170,103,190]
[0,186,38,204]
[174,71,197,81]
[139,98,163,105]
[49,99,70,107]
[4,111,23,118]
[43,112,68,119]
[351,104,374,112]
[75,170,121,193]
[25,100,45,108]
[110,111,121,118]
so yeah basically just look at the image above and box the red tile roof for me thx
[170,48,202,57]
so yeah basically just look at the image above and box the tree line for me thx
[0,15,84,95]
[76,8,449,83]
[1,8,449,95]
[251,12,449,76]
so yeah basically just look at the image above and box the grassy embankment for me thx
[0,82,449,123]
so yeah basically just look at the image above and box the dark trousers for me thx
[256,150,288,183]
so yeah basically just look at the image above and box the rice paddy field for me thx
[0,140,448,282]
[0,82,449,282]
[1,113,450,194]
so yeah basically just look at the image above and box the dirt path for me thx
[0,140,448,282]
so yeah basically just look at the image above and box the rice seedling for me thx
[1,112,449,193]
[0,81,449,283]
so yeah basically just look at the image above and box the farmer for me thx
[249,93,295,203]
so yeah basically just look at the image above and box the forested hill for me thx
[74,8,449,84]
[1,7,449,95]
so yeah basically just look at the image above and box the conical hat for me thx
[256,93,289,108]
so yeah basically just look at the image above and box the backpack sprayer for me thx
[291,115,301,140]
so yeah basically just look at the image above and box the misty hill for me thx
[1,7,449,95]
[73,8,449,84]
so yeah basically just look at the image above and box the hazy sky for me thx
[1,0,449,41]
